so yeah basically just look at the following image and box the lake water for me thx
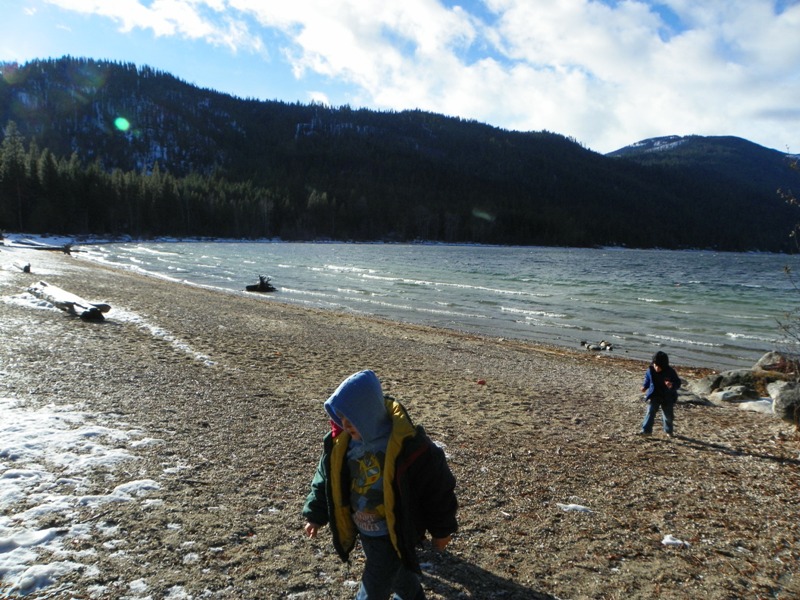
[79,242,800,371]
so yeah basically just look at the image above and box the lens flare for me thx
[472,208,496,222]
[114,117,130,132]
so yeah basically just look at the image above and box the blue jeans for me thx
[641,398,674,434]
[355,535,425,600]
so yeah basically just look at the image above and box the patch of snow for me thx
[647,137,686,152]
[165,585,191,599]
[128,578,149,594]
[0,397,162,596]
[3,290,215,366]
[1,292,59,313]
[111,308,216,366]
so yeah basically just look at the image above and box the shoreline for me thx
[5,233,786,372]
[34,244,723,374]
[1,247,797,599]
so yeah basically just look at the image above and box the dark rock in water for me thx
[246,275,276,293]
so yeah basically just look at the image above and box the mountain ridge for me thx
[1,57,798,252]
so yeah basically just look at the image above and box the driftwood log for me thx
[12,240,73,254]
[28,280,110,321]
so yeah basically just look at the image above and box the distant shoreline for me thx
[3,231,796,255]
[1,243,716,375]
[4,235,787,372]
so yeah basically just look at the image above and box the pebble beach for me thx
[1,246,798,599]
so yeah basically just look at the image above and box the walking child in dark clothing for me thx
[303,370,458,600]
[638,351,681,436]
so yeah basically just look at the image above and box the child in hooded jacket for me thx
[303,370,458,600]
[639,351,682,436]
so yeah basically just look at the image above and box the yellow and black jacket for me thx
[303,398,458,573]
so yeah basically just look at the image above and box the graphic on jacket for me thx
[351,450,383,494]
[324,370,393,537]
[349,448,388,535]
[302,369,459,573]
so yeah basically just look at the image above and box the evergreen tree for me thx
[0,121,28,231]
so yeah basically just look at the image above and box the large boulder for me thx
[737,399,775,414]
[708,385,761,404]
[767,380,800,424]
[687,369,758,396]
[754,351,798,374]
[687,374,723,396]
[676,389,713,405]
[717,369,758,390]
[684,352,800,424]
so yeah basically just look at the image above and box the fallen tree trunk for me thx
[11,240,74,254]
[28,281,110,321]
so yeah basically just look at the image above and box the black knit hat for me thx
[652,351,670,368]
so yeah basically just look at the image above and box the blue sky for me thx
[2,0,799,154]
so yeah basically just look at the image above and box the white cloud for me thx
[38,0,800,152]
[308,90,331,105]
[229,0,479,99]
[466,0,800,150]
[45,0,263,52]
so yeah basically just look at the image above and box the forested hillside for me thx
[1,57,798,251]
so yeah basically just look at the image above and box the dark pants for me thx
[356,535,425,600]
[641,397,674,434]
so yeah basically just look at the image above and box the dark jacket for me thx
[642,365,681,403]
[302,397,458,573]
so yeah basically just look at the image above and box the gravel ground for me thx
[1,246,798,600]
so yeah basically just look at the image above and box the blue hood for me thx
[324,370,392,447]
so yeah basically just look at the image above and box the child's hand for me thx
[431,535,451,551]
[304,522,320,538]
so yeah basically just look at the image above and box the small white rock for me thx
[556,503,592,513]
[662,534,690,548]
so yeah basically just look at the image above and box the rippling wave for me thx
[79,242,799,370]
